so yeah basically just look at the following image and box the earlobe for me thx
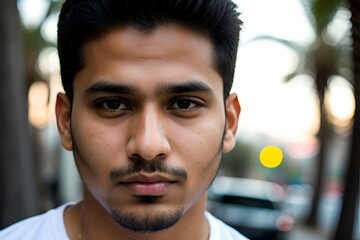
[55,93,73,151]
[223,93,241,153]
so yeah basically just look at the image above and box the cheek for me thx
[72,109,125,158]
[71,124,127,205]
[174,121,224,188]
[74,126,110,160]
[183,120,224,161]
[178,133,222,211]
[178,114,224,159]
[70,117,127,183]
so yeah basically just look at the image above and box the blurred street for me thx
[284,190,360,240]
[287,223,329,240]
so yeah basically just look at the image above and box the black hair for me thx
[57,0,242,101]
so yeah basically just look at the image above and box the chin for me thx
[110,206,184,232]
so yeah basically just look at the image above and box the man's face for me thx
[56,24,240,232]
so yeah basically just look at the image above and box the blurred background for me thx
[0,0,359,239]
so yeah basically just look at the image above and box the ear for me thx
[222,93,241,153]
[55,93,73,151]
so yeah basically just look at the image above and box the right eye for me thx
[95,98,131,112]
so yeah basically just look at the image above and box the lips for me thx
[119,174,177,196]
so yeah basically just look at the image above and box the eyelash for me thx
[94,96,204,114]
[168,97,203,111]
[95,98,131,112]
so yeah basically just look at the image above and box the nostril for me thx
[129,152,167,162]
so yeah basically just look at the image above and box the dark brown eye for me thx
[104,99,122,110]
[171,98,199,110]
[176,99,194,109]
[98,99,130,112]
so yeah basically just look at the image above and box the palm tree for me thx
[252,0,351,227]
[0,0,37,228]
[299,0,350,227]
[20,0,63,211]
[334,0,360,239]
[0,0,62,227]
[22,0,60,87]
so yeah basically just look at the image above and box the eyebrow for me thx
[85,81,138,96]
[85,79,215,97]
[158,80,214,95]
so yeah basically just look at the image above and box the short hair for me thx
[57,0,242,101]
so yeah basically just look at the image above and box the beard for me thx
[107,161,188,232]
[110,207,183,232]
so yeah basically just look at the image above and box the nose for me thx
[127,106,171,161]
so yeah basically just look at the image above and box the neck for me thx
[65,189,210,240]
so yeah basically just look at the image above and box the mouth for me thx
[119,174,177,196]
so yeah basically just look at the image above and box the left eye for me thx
[171,99,198,110]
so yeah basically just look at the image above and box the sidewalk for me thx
[286,223,329,240]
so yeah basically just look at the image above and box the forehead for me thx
[74,24,222,96]
[84,24,214,63]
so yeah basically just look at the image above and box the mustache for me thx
[110,161,188,183]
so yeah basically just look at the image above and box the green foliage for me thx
[300,0,345,34]
[19,0,63,85]
[220,140,256,177]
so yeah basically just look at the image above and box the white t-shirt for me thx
[205,212,249,240]
[0,203,248,240]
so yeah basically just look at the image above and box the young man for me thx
[0,0,246,239]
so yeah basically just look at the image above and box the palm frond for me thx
[45,0,63,18]
[299,0,317,30]
[248,35,307,53]
[300,0,345,34]
[312,0,344,32]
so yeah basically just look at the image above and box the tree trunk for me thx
[0,0,38,228]
[306,87,330,227]
[306,42,334,227]
[334,1,360,239]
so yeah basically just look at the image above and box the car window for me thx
[219,195,276,209]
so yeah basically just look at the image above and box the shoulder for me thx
[0,203,74,240]
[206,211,249,240]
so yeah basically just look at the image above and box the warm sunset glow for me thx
[325,76,355,126]
[28,81,49,128]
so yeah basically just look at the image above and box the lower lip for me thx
[123,182,174,196]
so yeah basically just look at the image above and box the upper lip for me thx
[119,173,177,184]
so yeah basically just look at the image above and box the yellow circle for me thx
[259,146,283,168]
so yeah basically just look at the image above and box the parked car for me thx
[207,176,294,240]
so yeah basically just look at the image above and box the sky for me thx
[18,0,354,143]
[234,0,317,141]
[233,0,353,142]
